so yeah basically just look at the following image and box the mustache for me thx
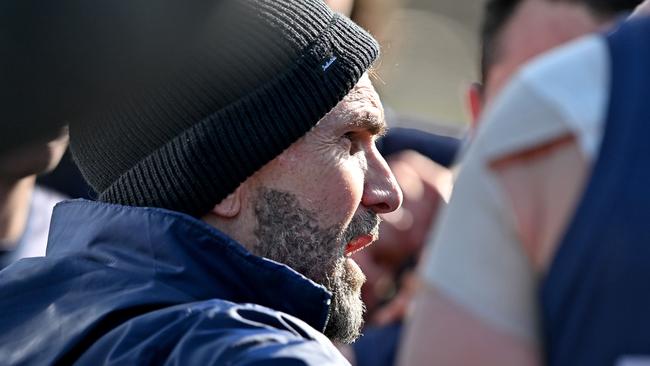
[342,210,382,245]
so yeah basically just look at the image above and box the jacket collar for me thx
[47,199,332,332]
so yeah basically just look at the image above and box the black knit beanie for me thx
[70,0,379,217]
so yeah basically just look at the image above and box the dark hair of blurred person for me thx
[0,127,68,268]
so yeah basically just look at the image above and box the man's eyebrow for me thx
[346,112,387,137]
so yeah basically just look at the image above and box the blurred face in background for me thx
[468,0,601,123]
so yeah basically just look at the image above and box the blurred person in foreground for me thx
[0,0,403,364]
[0,128,68,268]
[399,2,650,366]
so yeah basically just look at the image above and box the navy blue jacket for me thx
[541,18,650,366]
[0,200,349,365]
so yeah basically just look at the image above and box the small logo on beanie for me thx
[321,55,337,71]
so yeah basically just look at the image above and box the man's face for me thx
[246,74,402,343]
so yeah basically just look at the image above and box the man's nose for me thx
[361,148,403,214]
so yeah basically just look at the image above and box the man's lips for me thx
[345,234,375,256]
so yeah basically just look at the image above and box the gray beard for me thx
[252,188,380,344]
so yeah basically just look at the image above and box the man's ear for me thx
[466,82,484,130]
[210,186,242,218]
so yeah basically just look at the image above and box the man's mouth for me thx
[345,234,375,257]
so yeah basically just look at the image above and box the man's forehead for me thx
[343,74,380,104]
[315,74,385,132]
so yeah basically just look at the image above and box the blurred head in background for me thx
[467,0,642,125]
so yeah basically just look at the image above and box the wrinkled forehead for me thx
[315,73,384,129]
[343,74,381,105]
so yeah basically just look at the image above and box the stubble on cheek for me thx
[252,188,343,278]
[252,187,368,343]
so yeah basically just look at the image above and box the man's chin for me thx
[344,257,366,293]
[323,257,366,344]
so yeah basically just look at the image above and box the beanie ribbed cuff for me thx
[99,14,379,217]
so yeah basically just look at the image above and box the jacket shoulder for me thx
[76,299,349,365]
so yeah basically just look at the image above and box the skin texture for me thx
[400,0,615,364]
[253,188,379,342]
[203,74,403,344]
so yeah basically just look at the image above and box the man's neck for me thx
[0,176,36,251]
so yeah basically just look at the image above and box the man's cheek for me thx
[340,160,365,202]
[307,186,356,229]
